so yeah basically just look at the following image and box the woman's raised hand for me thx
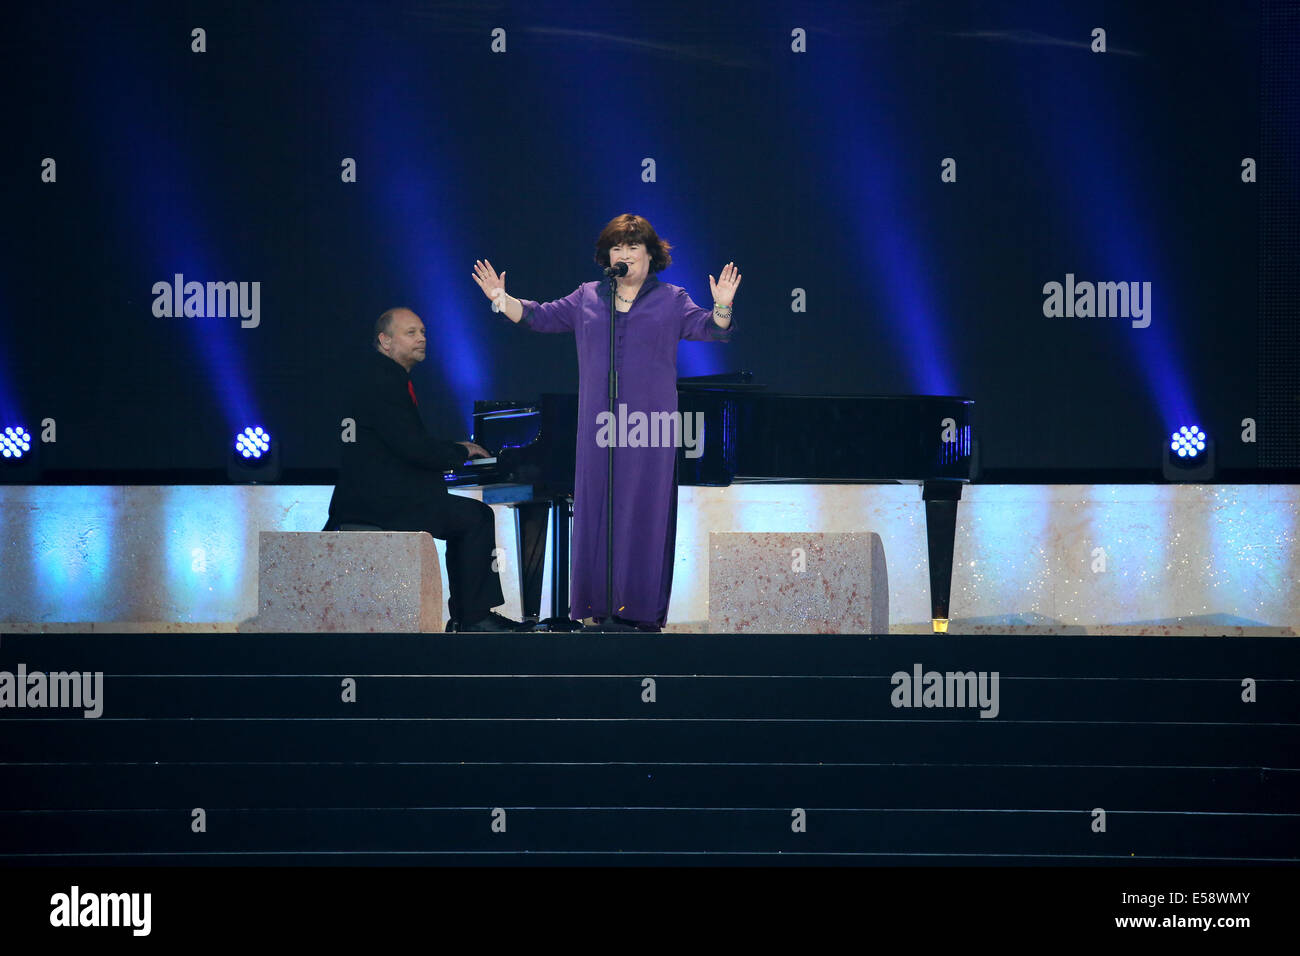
[708,262,741,307]
[471,259,508,305]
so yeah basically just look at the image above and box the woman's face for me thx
[609,240,650,283]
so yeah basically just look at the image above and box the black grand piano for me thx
[446,373,974,632]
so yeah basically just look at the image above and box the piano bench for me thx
[708,532,889,634]
[241,531,444,633]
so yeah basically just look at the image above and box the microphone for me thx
[604,262,628,278]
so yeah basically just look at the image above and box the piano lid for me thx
[677,387,974,486]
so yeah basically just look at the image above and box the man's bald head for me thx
[375,307,413,348]
[374,307,427,371]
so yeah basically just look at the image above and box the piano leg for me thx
[548,496,572,622]
[513,501,550,622]
[922,481,963,634]
[512,496,578,629]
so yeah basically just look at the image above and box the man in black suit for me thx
[325,307,517,632]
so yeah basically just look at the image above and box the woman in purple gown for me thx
[472,214,740,630]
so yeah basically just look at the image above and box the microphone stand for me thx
[586,265,639,633]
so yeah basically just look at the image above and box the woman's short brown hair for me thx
[594,214,673,273]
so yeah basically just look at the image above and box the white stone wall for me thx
[0,484,1296,634]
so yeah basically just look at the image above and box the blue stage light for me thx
[234,426,272,460]
[1,426,32,460]
[228,425,280,482]
[0,424,41,482]
[1163,424,1214,482]
[1170,426,1207,459]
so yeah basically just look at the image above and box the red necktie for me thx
[408,381,418,407]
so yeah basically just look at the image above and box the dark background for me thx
[0,0,1275,478]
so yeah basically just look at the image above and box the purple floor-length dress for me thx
[518,274,733,625]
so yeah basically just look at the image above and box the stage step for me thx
[1,633,1296,864]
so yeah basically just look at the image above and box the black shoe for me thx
[581,616,651,633]
[444,619,459,633]
[460,611,523,632]
[617,615,662,633]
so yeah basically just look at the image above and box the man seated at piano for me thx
[323,307,521,632]
[472,214,739,631]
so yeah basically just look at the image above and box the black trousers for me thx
[404,495,505,624]
[329,494,506,624]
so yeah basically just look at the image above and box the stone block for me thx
[244,531,443,633]
[709,532,888,633]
